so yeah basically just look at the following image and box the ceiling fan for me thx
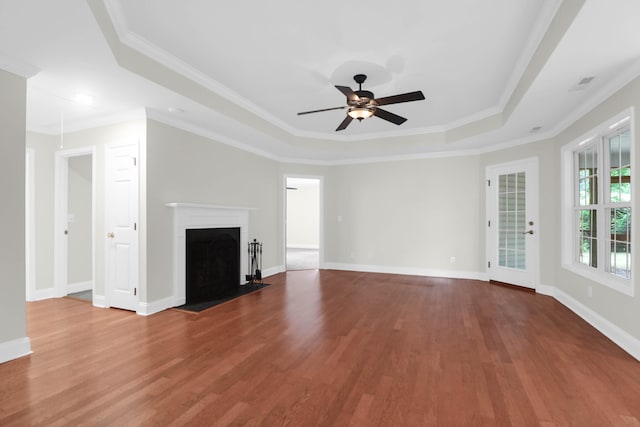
[297,74,425,131]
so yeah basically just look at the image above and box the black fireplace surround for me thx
[185,227,240,304]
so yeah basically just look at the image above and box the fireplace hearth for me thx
[167,203,251,308]
[186,227,240,304]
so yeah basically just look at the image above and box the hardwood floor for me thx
[2,270,640,426]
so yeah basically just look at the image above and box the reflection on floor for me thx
[286,248,319,270]
[67,290,92,302]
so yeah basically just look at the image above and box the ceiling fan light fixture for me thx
[348,107,374,121]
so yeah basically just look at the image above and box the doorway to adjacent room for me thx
[285,176,322,270]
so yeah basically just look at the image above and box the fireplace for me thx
[186,227,240,304]
[167,203,251,307]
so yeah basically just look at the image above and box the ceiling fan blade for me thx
[297,106,346,115]
[335,85,360,102]
[336,115,353,131]
[373,108,407,125]
[374,91,425,106]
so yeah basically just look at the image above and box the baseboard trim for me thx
[0,337,32,364]
[537,284,640,362]
[262,265,285,278]
[138,296,175,316]
[27,288,55,301]
[93,294,107,308]
[535,284,555,296]
[67,281,93,293]
[286,245,319,250]
[322,262,487,281]
[555,287,640,362]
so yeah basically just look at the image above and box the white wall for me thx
[0,69,30,363]
[25,132,56,295]
[67,154,92,285]
[145,119,281,304]
[551,75,640,341]
[324,155,483,276]
[477,74,640,350]
[26,120,146,301]
[13,72,639,356]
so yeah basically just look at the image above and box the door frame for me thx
[283,174,324,270]
[104,142,140,311]
[485,157,540,289]
[25,148,35,301]
[53,146,96,298]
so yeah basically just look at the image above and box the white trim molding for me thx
[54,147,97,299]
[27,287,56,302]
[67,281,93,293]
[322,263,487,282]
[538,285,640,362]
[137,296,175,316]
[555,288,640,361]
[93,294,107,308]
[0,54,40,78]
[560,107,635,297]
[0,337,32,364]
[262,265,285,278]
[166,203,253,307]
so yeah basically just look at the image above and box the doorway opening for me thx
[285,176,322,270]
[54,147,96,301]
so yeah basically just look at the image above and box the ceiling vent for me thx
[570,76,595,91]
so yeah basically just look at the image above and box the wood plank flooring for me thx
[2,270,640,426]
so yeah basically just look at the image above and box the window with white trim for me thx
[562,111,633,295]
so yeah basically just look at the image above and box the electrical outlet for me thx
[449,256,456,264]
[588,285,593,298]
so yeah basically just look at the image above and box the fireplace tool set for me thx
[246,239,263,284]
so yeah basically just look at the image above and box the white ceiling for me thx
[2,0,640,163]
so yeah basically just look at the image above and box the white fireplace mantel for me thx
[166,203,253,306]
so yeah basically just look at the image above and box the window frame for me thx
[561,108,634,296]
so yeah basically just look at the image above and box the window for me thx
[562,110,633,295]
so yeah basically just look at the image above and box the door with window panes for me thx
[486,158,539,289]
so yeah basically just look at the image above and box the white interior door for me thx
[106,143,139,311]
[486,158,539,289]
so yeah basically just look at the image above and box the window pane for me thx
[578,209,597,268]
[577,145,598,205]
[609,130,631,203]
[609,207,631,279]
[620,130,631,167]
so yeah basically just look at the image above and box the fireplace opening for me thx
[185,227,240,304]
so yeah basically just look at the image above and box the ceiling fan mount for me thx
[297,73,425,131]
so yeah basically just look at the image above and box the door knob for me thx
[522,230,534,235]
[107,232,115,238]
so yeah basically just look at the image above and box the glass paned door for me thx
[487,159,539,289]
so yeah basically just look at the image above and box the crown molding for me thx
[497,0,562,110]
[100,0,560,144]
[548,57,640,138]
[0,54,40,78]
[27,109,146,134]
[144,108,281,162]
